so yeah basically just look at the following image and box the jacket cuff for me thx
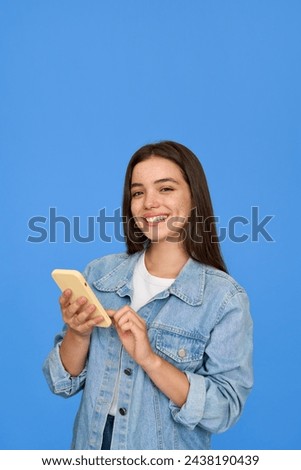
[43,341,87,396]
[169,371,206,430]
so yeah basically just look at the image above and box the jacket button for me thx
[177,348,187,358]
[124,368,132,376]
[119,407,127,416]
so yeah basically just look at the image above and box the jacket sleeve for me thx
[42,327,88,398]
[42,262,96,397]
[169,291,253,433]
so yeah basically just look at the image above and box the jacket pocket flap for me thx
[155,329,207,363]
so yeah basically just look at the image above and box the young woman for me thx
[43,141,253,450]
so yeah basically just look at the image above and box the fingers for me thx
[106,309,116,318]
[112,305,139,323]
[111,306,146,333]
[60,290,89,318]
[73,312,105,334]
[59,289,72,308]
[75,303,96,324]
[109,306,153,366]
[59,289,103,334]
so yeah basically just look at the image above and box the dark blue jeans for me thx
[101,415,115,450]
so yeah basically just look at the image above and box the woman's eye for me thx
[131,191,143,198]
[160,187,174,192]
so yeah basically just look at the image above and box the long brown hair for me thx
[122,141,228,273]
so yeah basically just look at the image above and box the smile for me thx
[145,215,168,223]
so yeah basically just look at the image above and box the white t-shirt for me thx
[109,253,175,416]
[130,251,175,311]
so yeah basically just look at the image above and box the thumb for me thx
[106,309,116,318]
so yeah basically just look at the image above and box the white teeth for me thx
[145,215,167,223]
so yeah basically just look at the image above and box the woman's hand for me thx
[59,289,105,376]
[60,289,104,338]
[107,305,190,407]
[107,306,156,369]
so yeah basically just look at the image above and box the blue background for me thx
[1,0,300,450]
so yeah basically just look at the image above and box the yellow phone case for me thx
[51,269,112,328]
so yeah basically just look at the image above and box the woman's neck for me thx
[144,242,189,278]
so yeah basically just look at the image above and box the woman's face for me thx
[130,156,192,244]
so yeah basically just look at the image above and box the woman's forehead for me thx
[131,156,184,182]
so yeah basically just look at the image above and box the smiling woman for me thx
[130,157,192,246]
[43,140,253,450]
[123,141,228,272]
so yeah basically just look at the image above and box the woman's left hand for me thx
[107,306,156,369]
[107,306,190,407]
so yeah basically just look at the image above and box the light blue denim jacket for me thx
[43,251,253,450]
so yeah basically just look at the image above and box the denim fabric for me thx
[43,251,253,450]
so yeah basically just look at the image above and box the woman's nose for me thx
[143,191,160,209]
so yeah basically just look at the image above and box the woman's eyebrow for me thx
[154,178,179,184]
[131,182,143,188]
[131,178,179,188]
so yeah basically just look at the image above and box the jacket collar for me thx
[93,251,205,306]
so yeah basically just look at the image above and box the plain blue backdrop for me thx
[1,0,300,450]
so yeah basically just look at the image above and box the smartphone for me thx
[51,269,112,328]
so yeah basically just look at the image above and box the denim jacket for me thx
[43,251,253,450]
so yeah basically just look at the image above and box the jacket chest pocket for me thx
[154,328,208,371]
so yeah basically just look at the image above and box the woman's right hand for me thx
[59,289,104,337]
